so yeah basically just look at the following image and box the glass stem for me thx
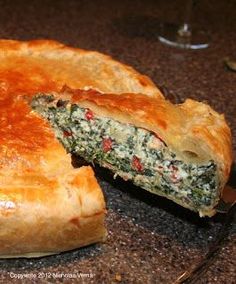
[177,0,193,38]
[178,23,191,37]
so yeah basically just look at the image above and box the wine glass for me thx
[158,0,209,49]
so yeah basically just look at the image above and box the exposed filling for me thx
[32,95,220,212]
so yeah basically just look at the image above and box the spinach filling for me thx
[32,95,220,212]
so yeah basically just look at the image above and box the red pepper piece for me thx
[132,155,144,172]
[102,137,113,152]
[63,130,72,137]
[169,164,180,183]
[85,109,94,120]
[170,165,178,171]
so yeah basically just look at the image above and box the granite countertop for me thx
[0,0,235,283]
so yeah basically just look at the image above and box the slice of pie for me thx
[31,88,232,217]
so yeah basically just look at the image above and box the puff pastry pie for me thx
[0,39,233,258]
[31,88,233,217]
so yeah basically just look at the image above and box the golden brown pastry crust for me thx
[57,88,233,216]
[0,39,162,98]
[0,166,106,256]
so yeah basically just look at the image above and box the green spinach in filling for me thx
[32,95,219,211]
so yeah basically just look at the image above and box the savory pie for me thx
[0,39,233,258]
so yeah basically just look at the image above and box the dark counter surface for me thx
[0,0,235,283]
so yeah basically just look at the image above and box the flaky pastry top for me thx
[0,39,162,98]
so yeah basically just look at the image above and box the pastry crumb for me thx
[114,273,122,282]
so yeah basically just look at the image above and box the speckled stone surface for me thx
[0,0,235,283]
